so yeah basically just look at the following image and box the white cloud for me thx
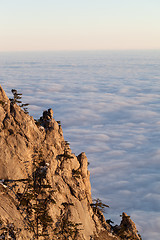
[1,51,160,240]
[131,211,160,240]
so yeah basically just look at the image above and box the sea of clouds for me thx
[0,50,160,239]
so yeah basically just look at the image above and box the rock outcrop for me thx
[0,85,142,239]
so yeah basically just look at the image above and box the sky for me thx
[1,0,160,51]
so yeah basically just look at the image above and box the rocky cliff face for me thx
[0,85,142,240]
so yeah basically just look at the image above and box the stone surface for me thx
[113,212,142,240]
[0,85,142,240]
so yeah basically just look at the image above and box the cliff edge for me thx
[0,85,142,239]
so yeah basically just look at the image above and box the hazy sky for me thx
[1,0,160,51]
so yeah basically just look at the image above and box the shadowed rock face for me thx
[113,213,142,240]
[0,85,142,240]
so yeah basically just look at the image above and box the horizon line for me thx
[0,48,160,53]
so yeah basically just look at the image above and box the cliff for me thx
[0,85,142,239]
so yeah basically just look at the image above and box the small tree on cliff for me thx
[90,198,109,214]
[10,89,29,114]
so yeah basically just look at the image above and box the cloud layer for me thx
[1,50,160,240]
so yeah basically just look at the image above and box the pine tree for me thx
[10,89,29,114]
[90,198,109,214]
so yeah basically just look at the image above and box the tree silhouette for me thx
[90,198,109,214]
[10,89,29,114]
